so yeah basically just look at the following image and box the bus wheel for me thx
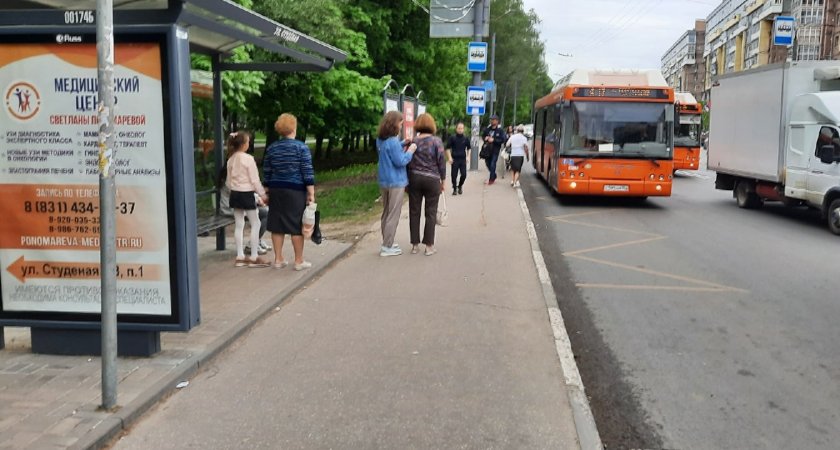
[735,181,763,209]
[828,199,840,236]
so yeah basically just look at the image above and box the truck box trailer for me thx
[709,61,840,235]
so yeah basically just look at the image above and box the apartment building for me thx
[701,0,793,100]
[661,20,707,101]
[820,0,840,58]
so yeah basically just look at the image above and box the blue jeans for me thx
[485,151,500,181]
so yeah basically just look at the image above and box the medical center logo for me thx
[5,81,41,121]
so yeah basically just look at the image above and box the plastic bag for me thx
[436,194,448,227]
[302,202,317,238]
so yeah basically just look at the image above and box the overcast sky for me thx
[521,0,719,81]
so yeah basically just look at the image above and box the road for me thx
[521,153,840,449]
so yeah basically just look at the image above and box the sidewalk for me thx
[1,163,600,449]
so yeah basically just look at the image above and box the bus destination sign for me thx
[573,87,670,100]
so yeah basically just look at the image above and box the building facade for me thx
[820,0,840,59]
[700,0,795,100]
[661,20,707,101]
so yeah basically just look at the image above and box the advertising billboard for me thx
[0,33,196,329]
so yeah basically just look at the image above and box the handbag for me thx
[311,210,323,244]
[479,141,492,159]
[501,147,511,161]
[436,193,449,227]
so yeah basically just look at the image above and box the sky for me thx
[520,0,719,81]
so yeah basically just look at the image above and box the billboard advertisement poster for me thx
[402,100,415,139]
[0,42,172,317]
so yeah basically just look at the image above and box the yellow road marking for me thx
[553,218,660,237]
[564,236,667,256]
[546,209,616,221]
[545,208,748,294]
[570,254,748,293]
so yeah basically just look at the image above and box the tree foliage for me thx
[198,0,551,155]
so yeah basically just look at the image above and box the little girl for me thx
[226,131,269,267]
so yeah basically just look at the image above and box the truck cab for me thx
[784,93,840,232]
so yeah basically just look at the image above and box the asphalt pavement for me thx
[521,152,840,449]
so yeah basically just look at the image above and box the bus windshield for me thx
[675,114,701,147]
[568,101,671,158]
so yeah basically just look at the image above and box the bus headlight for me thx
[570,182,577,189]
[655,185,662,191]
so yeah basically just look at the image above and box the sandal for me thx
[248,257,271,268]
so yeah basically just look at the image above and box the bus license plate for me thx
[604,185,629,192]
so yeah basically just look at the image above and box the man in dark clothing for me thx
[446,121,471,195]
[482,114,507,184]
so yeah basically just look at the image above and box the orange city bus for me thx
[673,92,702,171]
[532,69,675,197]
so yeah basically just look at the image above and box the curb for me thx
[515,187,604,450]
[82,243,355,450]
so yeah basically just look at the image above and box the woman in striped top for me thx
[263,113,316,271]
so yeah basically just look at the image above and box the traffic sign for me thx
[773,16,794,46]
[467,86,486,115]
[467,42,488,72]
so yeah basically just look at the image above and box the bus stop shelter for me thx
[0,0,346,355]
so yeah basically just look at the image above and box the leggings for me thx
[234,208,261,260]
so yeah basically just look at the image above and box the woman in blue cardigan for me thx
[263,113,316,270]
[376,111,416,257]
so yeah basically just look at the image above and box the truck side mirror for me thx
[818,145,836,164]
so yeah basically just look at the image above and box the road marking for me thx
[546,209,617,221]
[553,217,661,237]
[675,170,710,179]
[564,236,667,256]
[577,283,738,293]
[571,254,747,293]
[548,208,748,294]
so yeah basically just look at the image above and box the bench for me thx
[196,187,235,250]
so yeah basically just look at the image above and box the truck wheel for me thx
[828,199,840,236]
[735,181,763,209]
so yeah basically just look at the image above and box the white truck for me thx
[709,61,840,235]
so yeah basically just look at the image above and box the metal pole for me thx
[500,84,507,127]
[469,0,485,172]
[489,32,496,118]
[211,54,225,251]
[512,79,518,126]
[96,0,118,410]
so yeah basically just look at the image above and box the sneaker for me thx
[452,188,458,196]
[424,247,437,256]
[294,261,312,271]
[380,246,402,257]
[410,245,419,254]
[511,180,515,186]
[488,179,495,185]
[259,240,272,251]
[514,181,520,188]
[234,258,248,267]
[458,186,463,195]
